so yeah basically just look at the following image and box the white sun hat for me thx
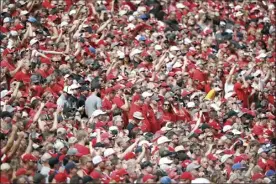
[157,136,171,145]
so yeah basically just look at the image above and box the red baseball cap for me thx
[180,172,193,180]
[142,174,156,183]
[54,173,67,182]
[116,168,128,177]
[21,153,38,162]
[124,152,136,160]
[16,168,27,177]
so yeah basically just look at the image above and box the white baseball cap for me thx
[157,136,171,145]
[92,110,107,117]
[159,157,173,165]
[104,148,116,157]
[92,156,104,165]
[154,45,162,50]
[223,125,232,132]
[176,3,185,9]
[69,9,77,15]
[187,102,195,108]
[0,163,11,171]
[175,145,185,152]
[54,141,65,151]
[41,153,52,162]
[57,128,66,135]
[3,17,12,23]
[30,38,38,46]
[142,91,153,98]
[170,46,180,51]
[20,10,29,16]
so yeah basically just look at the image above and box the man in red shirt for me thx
[112,87,130,127]
[0,17,12,33]
[74,130,90,156]
[12,62,32,84]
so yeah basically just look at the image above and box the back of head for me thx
[76,130,87,141]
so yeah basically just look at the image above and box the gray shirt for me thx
[40,166,50,183]
[85,93,102,117]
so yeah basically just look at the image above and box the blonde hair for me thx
[76,130,88,141]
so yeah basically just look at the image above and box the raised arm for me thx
[1,125,17,154]
[226,64,236,84]
[33,103,45,123]
[118,139,139,159]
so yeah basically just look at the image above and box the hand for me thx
[17,131,25,138]
[40,102,45,108]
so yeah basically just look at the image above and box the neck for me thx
[78,140,85,145]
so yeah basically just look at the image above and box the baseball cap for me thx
[157,136,171,145]
[41,153,52,162]
[30,38,38,45]
[191,178,211,183]
[54,173,67,183]
[133,111,144,120]
[66,148,79,156]
[92,109,107,117]
[232,163,246,170]
[143,174,156,182]
[104,148,116,157]
[92,155,104,165]
[28,16,37,23]
[21,153,38,162]
[0,163,11,171]
[180,172,193,180]
[140,161,153,169]
[186,163,201,172]
[160,176,172,184]
[65,162,77,173]
[159,157,173,165]
[3,17,12,23]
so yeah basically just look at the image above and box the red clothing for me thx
[112,96,129,127]
[36,69,50,78]
[234,82,249,108]
[190,69,206,82]
[0,26,9,33]
[1,60,16,71]
[0,175,10,184]
[74,143,90,156]
[13,71,31,84]
[102,98,113,111]
[161,110,177,126]
[129,104,142,120]
[142,104,160,133]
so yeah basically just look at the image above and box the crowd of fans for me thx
[0,0,276,183]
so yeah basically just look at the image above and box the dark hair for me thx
[70,175,82,184]
[112,108,122,116]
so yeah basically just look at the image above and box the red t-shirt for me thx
[13,71,31,84]
[129,104,142,120]
[1,60,16,71]
[102,98,112,111]
[112,96,129,127]
[74,143,90,156]
[234,82,249,107]
[190,69,206,82]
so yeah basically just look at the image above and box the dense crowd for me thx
[0,0,276,183]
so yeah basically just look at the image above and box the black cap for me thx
[0,111,13,119]
[48,157,59,168]
[140,161,153,169]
